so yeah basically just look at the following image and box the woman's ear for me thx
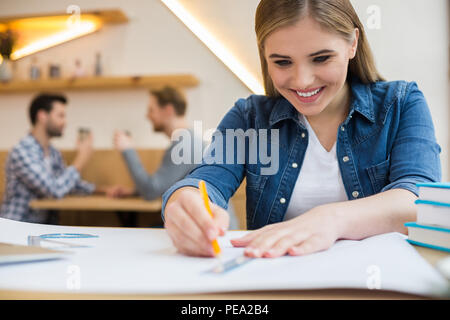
[350,28,359,59]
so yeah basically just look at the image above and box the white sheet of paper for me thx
[0,217,447,297]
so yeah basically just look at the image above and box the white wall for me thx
[0,0,448,179]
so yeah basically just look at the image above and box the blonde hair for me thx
[255,0,385,97]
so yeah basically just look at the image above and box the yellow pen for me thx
[198,180,222,256]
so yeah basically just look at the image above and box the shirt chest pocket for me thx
[366,156,391,194]
[245,169,269,225]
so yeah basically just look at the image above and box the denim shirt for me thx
[162,77,442,230]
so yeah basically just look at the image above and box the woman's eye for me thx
[274,60,292,66]
[313,55,330,63]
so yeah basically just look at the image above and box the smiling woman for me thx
[256,0,384,99]
[161,0,442,259]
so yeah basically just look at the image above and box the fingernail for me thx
[245,247,260,257]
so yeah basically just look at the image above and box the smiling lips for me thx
[291,86,325,103]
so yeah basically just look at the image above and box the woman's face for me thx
[264,16,358,117]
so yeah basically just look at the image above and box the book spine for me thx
[416,204,450,229]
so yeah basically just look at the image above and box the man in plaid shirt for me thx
[0,93,103,223]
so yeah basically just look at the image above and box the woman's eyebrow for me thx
[269,49,336,59]
[309,49,335,57]
[268,53,291,59]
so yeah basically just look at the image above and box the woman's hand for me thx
[164,187,230,257]
[231,204,342,258]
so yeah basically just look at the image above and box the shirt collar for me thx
[348,75,375,123]
[269,75,376,126]
[25,133,55,156]
[268,97,302,127]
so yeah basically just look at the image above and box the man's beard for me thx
[46,124,63,137]
[152,124,164,133]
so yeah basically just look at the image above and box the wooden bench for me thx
[0,149,247,229]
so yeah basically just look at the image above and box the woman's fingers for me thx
[243,226,295,258]
[263,232,310,258]
[179,190,220,242]
[165,208,214,257]
[287,235,331,256]
[230,231,260,247]
[166,202,212,252]
[166,220,203,257]
[230,220,325,258]
[164,187,231,257]
[210,203,229,236]
[230,223,279,248]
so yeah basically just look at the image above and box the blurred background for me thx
[0,0,448,227]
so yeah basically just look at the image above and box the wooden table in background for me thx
[29,196,162,213]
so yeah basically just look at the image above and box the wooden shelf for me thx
[0,9,128,60]
[0,75,199,93]
[0,9,128,25]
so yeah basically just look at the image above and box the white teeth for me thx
[296,87,322,97]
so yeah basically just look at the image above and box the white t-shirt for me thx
[283,114,348,221]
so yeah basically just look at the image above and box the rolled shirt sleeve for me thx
[72,178,96,195]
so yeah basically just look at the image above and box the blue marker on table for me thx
[38,233,99,239]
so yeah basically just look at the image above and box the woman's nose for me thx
[292,64,315,90]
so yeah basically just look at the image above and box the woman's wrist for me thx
[164,186,198,219]
[319,202,348,240]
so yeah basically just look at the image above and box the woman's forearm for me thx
[331,188,417,240]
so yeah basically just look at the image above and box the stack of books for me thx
[405,182,450,252]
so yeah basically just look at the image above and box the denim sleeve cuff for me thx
[161,177,228,222]
[380,179,421,197]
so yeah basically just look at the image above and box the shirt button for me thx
[352,191,359,198]
[301,132,306,138]
[292,162,298,168]
[343,156,349,162]
[280,198,286,204]
[341,126,345,132]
